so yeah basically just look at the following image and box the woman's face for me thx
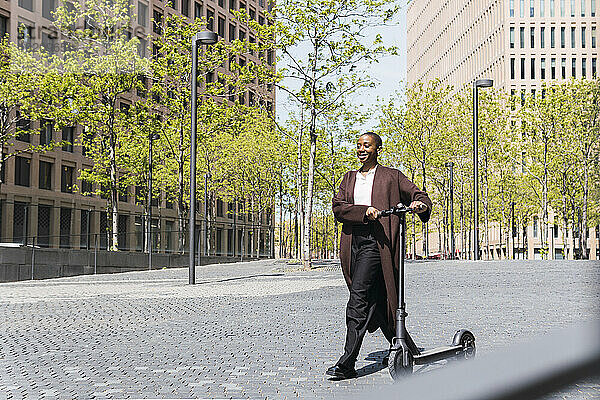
[356,135,378,164]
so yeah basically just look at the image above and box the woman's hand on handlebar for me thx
[366,207,380,221]
[409,201,428,214]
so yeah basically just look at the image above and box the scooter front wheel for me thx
[388,349,413,380]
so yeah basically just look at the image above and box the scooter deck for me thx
[413,345,462,365]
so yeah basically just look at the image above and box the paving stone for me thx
[0,259,598,399]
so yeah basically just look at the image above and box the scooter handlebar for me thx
[377,203,414,218]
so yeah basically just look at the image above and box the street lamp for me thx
[473,78,493,261]
[445,162,455,260]
[189,31,218,285]
[148,131,160,271]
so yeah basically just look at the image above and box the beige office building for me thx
[0,0,275,258]
[407,0,598,260]
[408,0,598,92]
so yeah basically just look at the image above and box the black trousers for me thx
[337,226,394,369]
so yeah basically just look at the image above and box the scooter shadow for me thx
[355,350,388,377]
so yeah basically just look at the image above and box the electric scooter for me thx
[378,203,476,380]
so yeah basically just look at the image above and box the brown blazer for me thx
[332,165,432,333]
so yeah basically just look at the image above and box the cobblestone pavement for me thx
[0,259,598,399]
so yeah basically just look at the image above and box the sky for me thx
[275,1,408,129]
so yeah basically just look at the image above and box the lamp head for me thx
[194,31,218,45]
[475,79,493,88]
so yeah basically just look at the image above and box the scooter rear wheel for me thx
[388,349,413,380]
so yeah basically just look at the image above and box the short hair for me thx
[360,131,383,149]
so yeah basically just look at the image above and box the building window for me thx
[551,57,556,78]
[138,1,148,26]
[59,207,71,248]
[562,57,566,78]
[520,27,525,48]
[550,0,555,16]
[510,0,515,16]
[521,58,526,79]
[582,58,587,77]
[165,220,174,253]
[38,205,51,248]
[218,15,225,38]
[227,229,233,255]
[561,27,565,48]
[540,27,545,48]
[560,0,565,16]
[530,27,535,48]
[81,179,92,195]
[581,0,585,15]
[153,10,162,34]
[239,29,245,41]
[592,0,596,16]
[572,58,576,77]
[229,0,236,10]
[42,0,56,20]
[206,9,214,31]
[531,58,536,79]
[182,0,190,16]
[520,0,525,16]
[551,26,555,47]
[511,58,516,79]
[40,119,53,145]
[18,0,34,11]
[540,0,545,16]
[570,0,575,16]
[541,58,546,79]
[39,161,52,190]
[0,15,8,38]
[15,156,30,187]
[592,27,597,48]
[195,2,202,18]
[217,199,224,217]
[593,58,597,77]
[533,216,539,237]
[229,23,236,41]
[13,202,29,245]
[16,112,31,142]
[61,165,74,193]
[62,126,74,152]
[530,0,535,16]
[168,0,177,10]
[571,27,576,48]
[581,27,586,48]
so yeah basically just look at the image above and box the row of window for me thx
[510,25,598,49]
[509,0,597,18]
[5,157,272,221]
[5,202,271,254]
[10,156,75,193]
[510,56,597,79]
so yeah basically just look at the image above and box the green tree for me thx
[54,0,149,250]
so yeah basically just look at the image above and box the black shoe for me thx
[326,364,357,379]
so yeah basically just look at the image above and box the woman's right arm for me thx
[332,172,369,225]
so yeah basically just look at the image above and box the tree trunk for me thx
[582,161,589,259]
[303,108,317,269]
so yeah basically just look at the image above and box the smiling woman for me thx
[327,131,432,380]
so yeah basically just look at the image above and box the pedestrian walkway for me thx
[0,259,598,399]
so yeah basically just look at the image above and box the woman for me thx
[327,132,432,379]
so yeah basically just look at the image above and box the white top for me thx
[353,166,377,206]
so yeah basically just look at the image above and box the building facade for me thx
[0,0,276,259]
[408,0,598,91]
[407,0,598,260]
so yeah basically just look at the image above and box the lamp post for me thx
[148,132,160,271]
[473,78,493,261]
[189,31,218,285]
[445,162,455,260]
